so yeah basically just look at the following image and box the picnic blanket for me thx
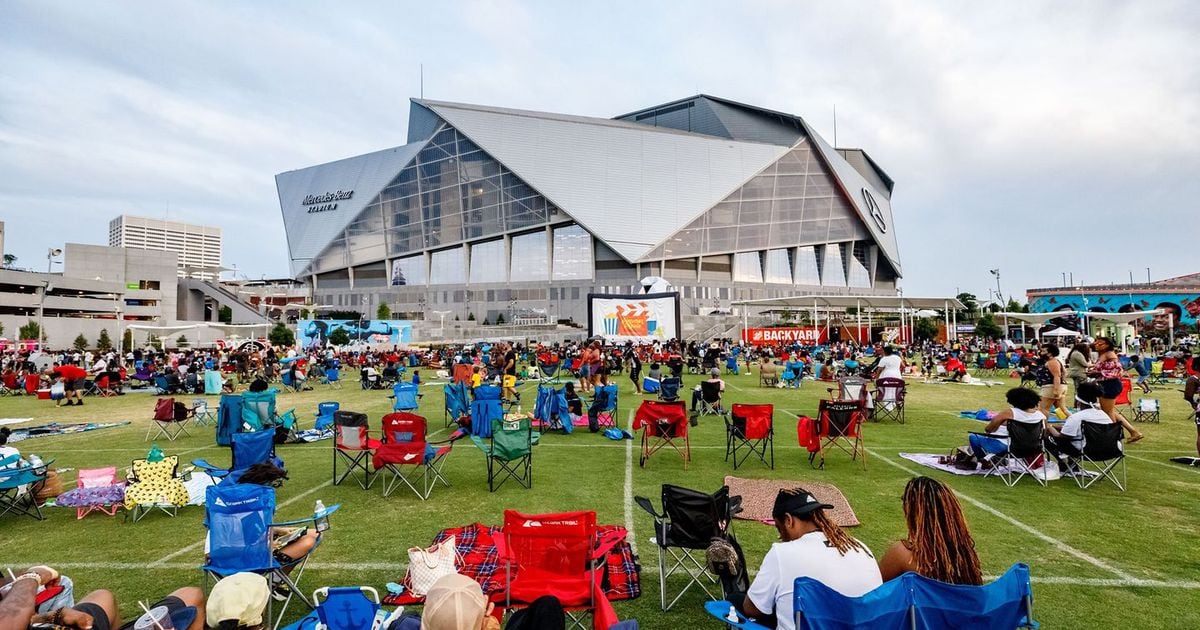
[382,522,640,606]
[899,452,1023,477]
[723,476,860,527]
[7,422,130,443]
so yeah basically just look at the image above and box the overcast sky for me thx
[2,1,1197,302]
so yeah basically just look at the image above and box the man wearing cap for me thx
[207,573,268,630]
[690,367,726,417]
[740,488,882,629]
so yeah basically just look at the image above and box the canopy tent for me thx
[125,322,271,350]
[732,294,967,345]
[1083,309,1170,350]
[206,323,272,334]
[1041,327,1081,338]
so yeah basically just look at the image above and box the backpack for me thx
[173,402,190,422]
[796,416,820,452]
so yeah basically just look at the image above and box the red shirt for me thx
[55,365,88,380]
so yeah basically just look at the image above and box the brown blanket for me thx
[724,476,860,527]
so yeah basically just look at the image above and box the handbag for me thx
[406,535,459,596]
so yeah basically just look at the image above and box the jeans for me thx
[968,433,1007,461]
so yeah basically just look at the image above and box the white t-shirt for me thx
[1060,407,1118,450]
[876,355,903,379]
[990,407,1045,439]
[747,531,882,630]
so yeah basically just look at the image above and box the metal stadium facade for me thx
[276,95,903,325]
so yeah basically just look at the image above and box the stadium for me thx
[276,95,904,325]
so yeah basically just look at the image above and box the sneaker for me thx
[271,583,290,602]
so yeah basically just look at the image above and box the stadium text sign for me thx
[303,189,355,214]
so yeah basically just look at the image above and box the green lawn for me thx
[2,368,1199,628]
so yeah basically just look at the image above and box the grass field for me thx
[3,368,1199,628]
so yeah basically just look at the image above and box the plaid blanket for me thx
[384,522,640,605]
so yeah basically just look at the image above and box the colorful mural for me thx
[297,319,413,347]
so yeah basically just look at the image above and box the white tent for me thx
[1042,327,1081,338]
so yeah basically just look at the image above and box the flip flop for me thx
[1128,434,1145,444]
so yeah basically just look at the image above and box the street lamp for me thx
[433,310,451,339]
[989,269,1003,306]
[46,248,62,274]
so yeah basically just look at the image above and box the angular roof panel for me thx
[276,142,423,277]
[417,99,789,262]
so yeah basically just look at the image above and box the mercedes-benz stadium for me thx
[276,95,903,324]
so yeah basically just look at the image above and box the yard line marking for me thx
[624,408,637,555]
[1125,453,1200,475]
[865,447,1137,581]
[148,479,333,566]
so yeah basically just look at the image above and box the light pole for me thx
[433,310,451,339]
[36,280,51,351]
[46,248,62,274]
[989,269,1003,307]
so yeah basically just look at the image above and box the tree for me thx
[975,313,1003,340]
[97,328,112,351]
[467,312,476,322]
[218,305,233,324]
[328,327,350,346]
[18,320,40,342]
[956,292,978,321]
[122,329,133,352]
[0,321,4,337]
[269,322,295,347]
[376,303,391,320]
[73,333,89,351]
[1005,298,1028,313]
[495,313,506,325]
[2,254,16,267]
[299,309,311,320]
[176,335,190,348]
[147,333,161,349]
[913,317,939,342]
[327,310,363,320]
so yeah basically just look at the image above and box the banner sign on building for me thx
[744,327,827,345]
[298,319,412,348]
[588,293,680,342]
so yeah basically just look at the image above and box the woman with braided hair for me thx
[879,476,982,585]
[740,488,881,630]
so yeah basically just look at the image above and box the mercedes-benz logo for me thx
[861,188,887,233]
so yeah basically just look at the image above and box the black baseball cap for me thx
[772,488,834,520]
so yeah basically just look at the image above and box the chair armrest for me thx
[728,495,744,517]
[273,503,342,528]
[191,459,229,477]
[633,496,662,520]
[703,600,770,629]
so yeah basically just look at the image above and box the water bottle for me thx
[28,454,43,468]
[314,499,329,532]
[726,605,739,623]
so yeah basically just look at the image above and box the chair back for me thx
[660,484,731,549]
[591,384,618,413]
[217,394,243,446]
[452,363,474,385]
[730,403,773,440]
[837,377,868,402]
[1006,420,1044,458]
[374,413,429,467]
[875,378,906,402]
[1137,399,1159,412]
[154,398,176,421]
[1082,422,1124,461]
[78,466,117,489]
[316,402,340,430]
[203,483,277,573]
[131,456,179,484]
[316,587,380,630]
[633,400,689,438]
[444,383,470,419]
[231,429,276,471]
[503,509,596,589]
[241,390,277,431]
[700,380,722,403]
[333,411,370,450]
[392,382,419,411]
[659,377,682,400]
[470,397,504,438]
[1114,379,1132,405]
[491,415,533,461]
[996,355,1011,369]
[193,399,209,415]
[816,400,864,438]
[475,384,502,400]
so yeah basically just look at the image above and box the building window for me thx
[510,231,549,282]
[795,246,821,285]
[552,225,593,280]
[848,243,872,288]
[469,239,505,284]
[822,243,847,288]
[764,249,792,284]
[391,255,426,286]
[733,252,763,283]
[429,247,466,285]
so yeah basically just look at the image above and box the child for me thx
[470,365,482,389]
[411,370,421,386]
[1128,355,1151,394]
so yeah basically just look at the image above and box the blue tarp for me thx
[534,384,573,434]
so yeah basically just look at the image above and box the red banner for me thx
[744,327,827,345]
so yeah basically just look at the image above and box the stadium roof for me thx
[733,294,965,311]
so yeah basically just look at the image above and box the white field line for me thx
[1125,453,1200,474]
[148,479,333,566]
[624,408,637,555]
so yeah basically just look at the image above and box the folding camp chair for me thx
[1149,360,1166,385]
[147,397,193,441]
[635,485,745,611]
[635,400,691,468]
[871,378,906,423]
[124,455,190,522]
[216,394,243,447]
[696,381,725,418]
[782,361,804,388]
[810,400,866,470]
[470,385,509,439]
[1073,422,1126,491]
[725,404,774,469]
[705,562,1038,630]
[320,367,342,389]
[1133,398,1160,423]
[193,427,280,483]
[389,382,421,412]
[57,466,124,519]
[204,369,223,395]
[588,384,619,430]
[725,356,739,375]
[502,510,620,630]
[374,412,452,500]
[471,415,535,491]
[202,483,340,630]
[193,398,216,427]
[331,411,378,489]
[314,401,339,431]
[154,374,173,395]
[534,384,574,433]
[444,382,470,427]
[85,375,114,397]
[658,376,683,403]
[1115,378,1133,411]
[979,420,1048,487]
[281,587,381,630]
[830,376,870,405]
[0,455,54,520]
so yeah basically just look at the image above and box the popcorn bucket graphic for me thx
[604,312,619,335]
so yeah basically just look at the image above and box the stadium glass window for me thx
[429,247,466,285]
[822,243,847,287]
[510,231,550,282]
[848,243,872,288]
[469,239,506,284]
[795,246,821,285]
[391,255,426,286]
[733,252,764,283]
[552,224,593,280]
[764,249,793,284]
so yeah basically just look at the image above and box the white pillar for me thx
[856,299,862,344]
[944,301,950,345]
[951,306,958,342]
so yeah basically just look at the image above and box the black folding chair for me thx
[634,484,745,611]
[697,381,725,417]
[980,420,1048,487]
[658,376,682,403]
[1074,422,1126,491]
[810,400,866,470]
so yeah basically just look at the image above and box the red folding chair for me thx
[634,400,691,469]
[373,412,452,500]
[24,374,39,395]
[333,411,380,489]
[501,510,622,630]
[810,399,867,470]
[452,363,474,385]
[724,403,774,469]
[146,397,192,441]
[1115,378,1133,411]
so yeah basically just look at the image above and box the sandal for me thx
[1128,433,1145,444]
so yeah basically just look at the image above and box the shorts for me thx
[578,364,590,378]
[64,379,84,392]
[502,375,516,388]
[1135,374,1149,384]
[75,595,187,630]
[1039,384,1066,399]
[1099,378,1123,399]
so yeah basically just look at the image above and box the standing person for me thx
[1184,357,1200,457]
[1089,337,1129,424]
[878,477,983,585]
[627,347,643,394]
[588,341,605,390]
[501,343,518,402]
[873,345,903,380]
[576,346,591,393]
[51,363,88,407]
[1128,355,1152,394]
[739,488,882,630]
[1065,342,1093,401]
[1034,343,1066,416]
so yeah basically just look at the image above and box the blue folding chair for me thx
[281,371,303,393]
[154,374,171,395]
[0,454,54,520]
[534,384,573,434]
[323,367,342,389]
[201,483,340,630]
[658,376,682,402]
[216,394,244,446]
[705,562,1037,629]
[241,390,279,431]
[389,382,421,412]
[725,356,740,375]
[315,402,339,431]
[281,587,380,630]
[470,385,506,438]
[193,428,282,483]
[588,384,619,431]
[444,382,470,427]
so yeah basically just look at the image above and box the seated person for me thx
[879,477,983,585]
[647,362,662,383]
[968,388,1046,464]
[691,368,726,412]
[563,382,583,417]
[1044,382,1140,474]
[361,365,380,388]
[381,362,400,383]
[390,574,499,630]
[740,489,882,630]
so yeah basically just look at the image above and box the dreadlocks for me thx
[902,476,982,585]
[805,508,868,556]
[775,487,867,556]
